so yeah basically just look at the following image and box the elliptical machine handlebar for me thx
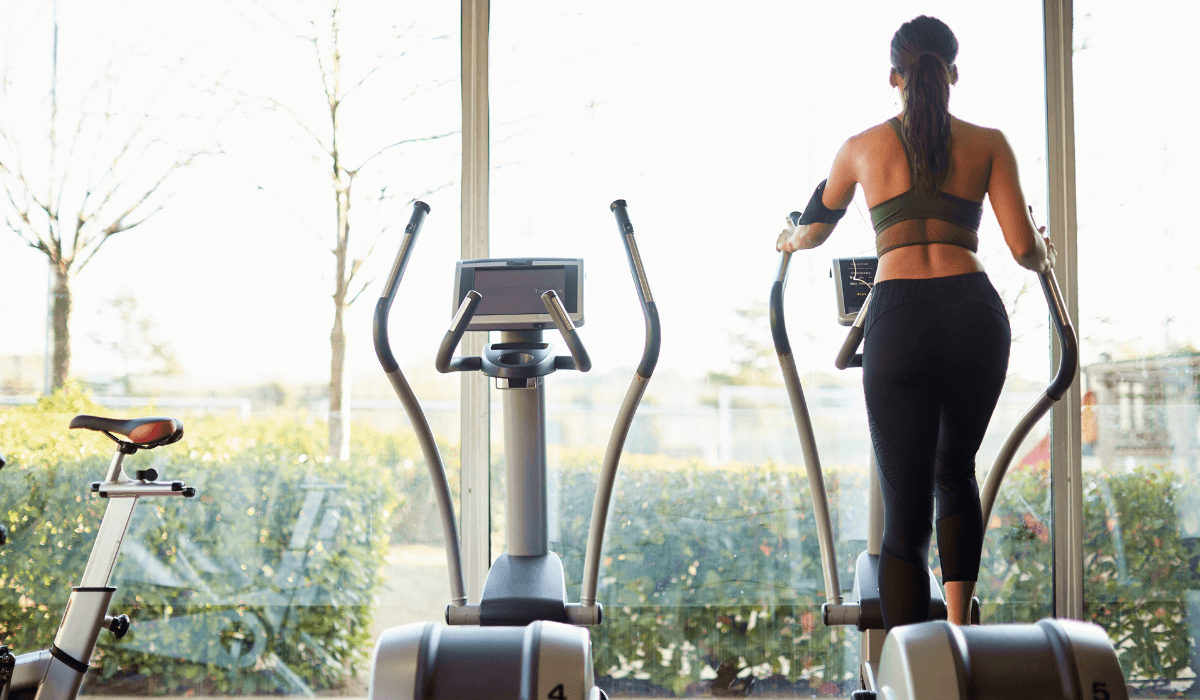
[542,290,592,372]
[979,267,1077,525]
[577,200,661,618]
[434,291,485,373]
[610,199,661,378]
[375,201,432,374]
[1041,270,1078,401]
[769,246,844,608]
[373,201,469,609]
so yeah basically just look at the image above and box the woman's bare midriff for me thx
[874,220,985,281]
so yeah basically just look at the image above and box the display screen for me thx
[836,257,877,315]
[472,266,569,316]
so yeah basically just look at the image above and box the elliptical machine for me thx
[770,212,1128,700]
[369,200,659,700]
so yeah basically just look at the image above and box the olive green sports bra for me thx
[869,117,984,256]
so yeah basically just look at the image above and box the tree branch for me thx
[345,183,451,305]
[73,151,207,273]
[352,129,458,174]
[341,24,453,103]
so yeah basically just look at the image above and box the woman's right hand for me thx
[777,218,801,253]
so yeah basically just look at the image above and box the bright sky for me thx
[0,1,1194,398]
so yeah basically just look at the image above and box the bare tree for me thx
[248,0,456,460]
[0,8,217,391]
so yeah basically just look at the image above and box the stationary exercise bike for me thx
[0,415,195,700]
[368,200,659,700]
[771,212,1128,700]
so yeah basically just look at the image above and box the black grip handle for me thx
[435,291,484,373]
[1040,271,1078,401]
[769,251,793,355]
[788,211,802,226]
[611,199,634,235]
[374,202,431,374]
[611,200,660,378]
[835,325,864,370]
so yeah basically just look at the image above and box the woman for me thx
[775,15,1054,629]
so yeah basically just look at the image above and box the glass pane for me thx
[1075,2,1200,694]
[490,2,1049,696]
[0,1,459,696]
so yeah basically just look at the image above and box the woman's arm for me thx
[987,130,1055,273]
[777,138,859,252]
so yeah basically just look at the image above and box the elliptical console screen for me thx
[832,257,878,326]
[454,258,584,331]
[473,267,567,316]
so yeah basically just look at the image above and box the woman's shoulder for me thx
[843,119,901,152]
[950,116,1008,146]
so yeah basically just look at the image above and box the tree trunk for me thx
[328,299,350,461]
[51,264,71,390]
[328,182,352,461]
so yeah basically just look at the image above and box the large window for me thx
[489,2,1050,695]
[1075,2,1200,694]
[0,1,459,695]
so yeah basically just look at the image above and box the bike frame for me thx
[1,433,195,700]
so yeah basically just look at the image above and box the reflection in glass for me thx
[1075,1,1200,694]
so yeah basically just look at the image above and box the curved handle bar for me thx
[769,249,843,605]
[980,268,1079,525]
[788,211,802,226]
[833,288,873,370]
[835,325,865,370]
[371,202,468,608]
[374,202,432,373]
[610,199,661,378]
[769,252,793,355]
[542,290,592,372]
[1042,269,1078,400]
[435,291,485,373]
[579,200,662,614]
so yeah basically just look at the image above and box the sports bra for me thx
[869,117,984,256]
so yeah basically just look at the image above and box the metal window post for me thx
[1043,0,1084,620]
[460,0,491,602]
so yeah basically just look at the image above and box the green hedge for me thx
[477,449,1193,696]
[4,389,1196,696]
[0,389,399,695]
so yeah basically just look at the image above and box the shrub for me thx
[0,388,400,695]
[537,449,1189,696]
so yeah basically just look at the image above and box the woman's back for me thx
[849,115,1002,281]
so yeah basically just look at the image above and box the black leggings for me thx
[861,272,1010,630]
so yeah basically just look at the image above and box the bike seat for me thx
[69,415,184,448]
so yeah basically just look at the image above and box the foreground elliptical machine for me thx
[369,200,659,700]
[771,213,1128,700]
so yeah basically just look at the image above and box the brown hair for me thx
[890,16,958,195]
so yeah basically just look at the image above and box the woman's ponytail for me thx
[891,16,959,195]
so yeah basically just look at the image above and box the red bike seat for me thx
[69,415,184,448]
